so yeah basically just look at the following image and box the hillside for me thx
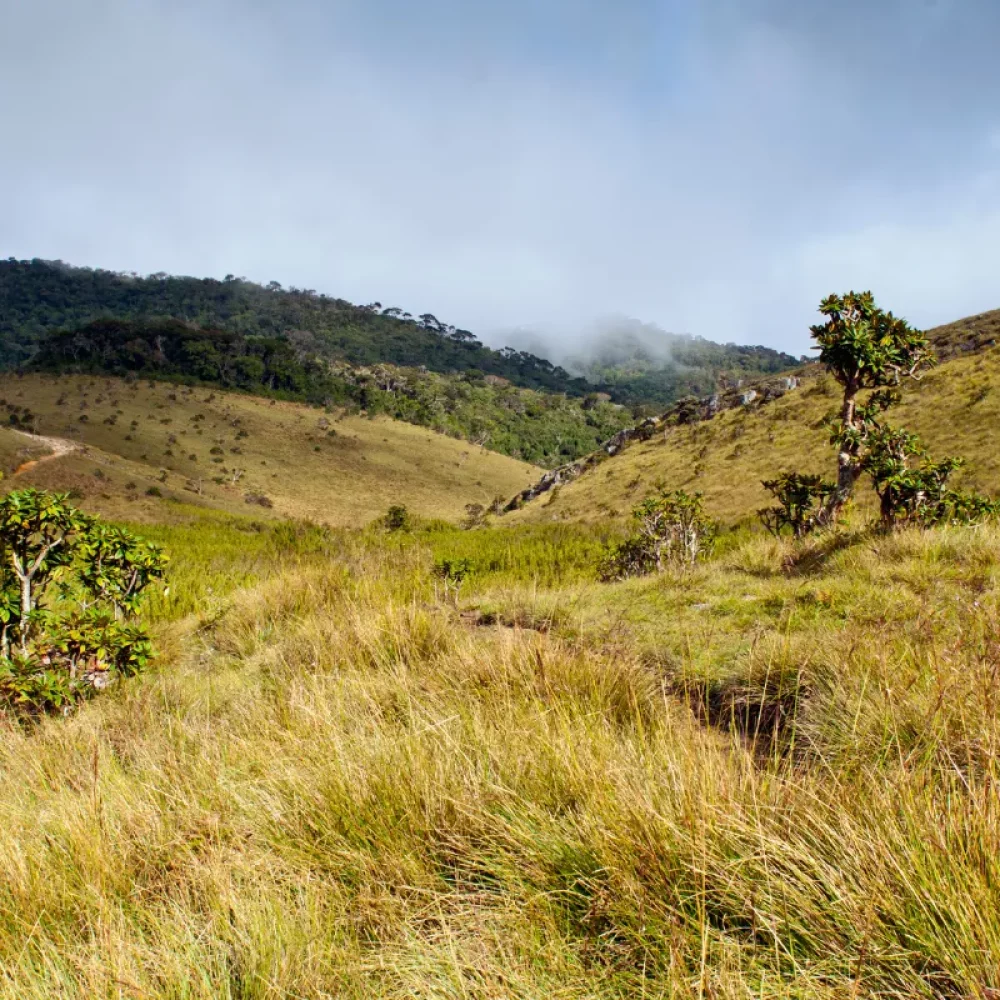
[567,317,800,406]
[4,307,1000,996]
[0,373,537,525]
[0,258,587,393]
[29,318,634,467]
[499,316,801,408]
[509,318,1000,526]
[2,258,800,411]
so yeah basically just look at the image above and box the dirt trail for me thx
[10,430,82,476]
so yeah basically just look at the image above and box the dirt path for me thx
[10,429,82,476]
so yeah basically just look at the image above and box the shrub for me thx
[598,536,657,581]
[600,489,715,581]
[758,473,835,538]
[0,490,166,715]
[462,503,488,529]
[863,424,999,528]
[382,505,411,532]
[433,557,473,604]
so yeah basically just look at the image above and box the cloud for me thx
[1,0,998,355]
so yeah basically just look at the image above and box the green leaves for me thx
[811,291,935,392]
[600,489,715,580]
[0,489,166,716]
[75,522,168,618]
[758,473,836,538]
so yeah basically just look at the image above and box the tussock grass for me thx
[1,517,999,996]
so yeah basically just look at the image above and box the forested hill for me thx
[0,258,586,394]
[2,259,801,407]
[30,317,635,467]
[563,320,800,406]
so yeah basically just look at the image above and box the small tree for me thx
[383,504,411,532]
[462,503,487,530]
[433,558,472,605]
[0,490,89,655]
[758,473,836,538]
[600,489,715,581]
[861,424,997,528]
[0,489,167,713]
[811,292,934,521]
[633,490,714,569]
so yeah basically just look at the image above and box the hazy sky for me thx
[2,0,998,353]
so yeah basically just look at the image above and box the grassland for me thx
[2,327,1000,997]
[513,342,1000,526]
[1,511,999,997]
[0,374,537,525]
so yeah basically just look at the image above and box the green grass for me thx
[1,509,1000,996]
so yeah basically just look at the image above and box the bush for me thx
[0,489,166,716]
[600,489,715,581]
[382,505,411,532]
[433,557,473,604]
[758,473,835,538]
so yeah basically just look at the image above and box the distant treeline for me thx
[1,258,588,394]
[33,318,633,467]
[3,258,801,411]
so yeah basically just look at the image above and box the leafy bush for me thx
[382,505,411,532]
[0,489,166,716]
[863,424,999,528]
[600,489,715,580]
[758,473,835,538]
[433,557,473,604]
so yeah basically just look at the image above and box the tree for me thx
[0,490,89,655]
[382,505,411,531]
[433,558,472,605]
[859,423,998,528]
[75,523,168,619]
[811,291,934,521]
[0,490,166,713]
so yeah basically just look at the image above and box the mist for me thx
[1,0,998,356]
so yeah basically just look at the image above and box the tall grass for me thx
[1,521,999,997]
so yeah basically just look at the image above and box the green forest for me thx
[2,259,798,408]
[0,258,586,393]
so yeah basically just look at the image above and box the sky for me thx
[2,0,999,355]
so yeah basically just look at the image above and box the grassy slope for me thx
[1,516,999,997]
[513,341,1000,526]
[2,309,999,996]
[0,374,537,525]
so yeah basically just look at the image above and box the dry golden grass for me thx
[1,521,999,997]
[2,374,537,525]
[514,344,1000,526]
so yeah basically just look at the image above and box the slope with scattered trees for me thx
[30,318,634,466]
[510,302,1000,525]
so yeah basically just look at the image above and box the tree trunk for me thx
[19,574,32,654]
[820,386,862,525]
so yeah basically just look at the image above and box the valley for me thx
[0,291,998,999]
